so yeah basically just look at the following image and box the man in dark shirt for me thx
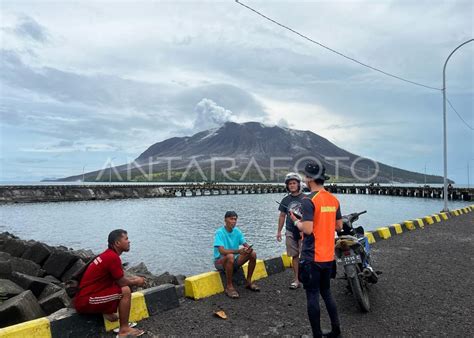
[75,229,145,337]
[277,172,304,289]
[290,162,343,338]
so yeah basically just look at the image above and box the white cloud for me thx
[0,0,472,182]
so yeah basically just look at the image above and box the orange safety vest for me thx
[308,189,340,263]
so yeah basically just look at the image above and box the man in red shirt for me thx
[74,229,145,337]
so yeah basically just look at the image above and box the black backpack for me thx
[65,255,99,298]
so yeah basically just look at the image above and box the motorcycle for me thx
[335,210,378,312]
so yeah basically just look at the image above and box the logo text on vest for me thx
[320,206,336,213]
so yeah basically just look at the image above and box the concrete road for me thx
[137,212,474,337]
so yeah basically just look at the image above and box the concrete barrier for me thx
[0,285,179,337]
[389,224,403,235]
[184,271,224,300]
[0,318,51,338]
[104,292,149,332]
[361,205,471,247]
[374,227,391,240]
[415,218,425,228]
[281,252,293,268]
[264,257,285,276]
[242,260,268,282]
[365,232,376,244]
[403,220,416,231]
[184,259,272,300]
[424,216,435,225]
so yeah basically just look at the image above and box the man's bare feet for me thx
[117,327,144,337]
[104,313,119,322]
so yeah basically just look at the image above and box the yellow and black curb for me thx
[366,205,473,243]
[185,204,473,300]
[184,258,280,300]
[1,205,472,337]
[0,284,179,337]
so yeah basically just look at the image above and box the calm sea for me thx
[0,193,469,275]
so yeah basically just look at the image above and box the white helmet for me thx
[284,172,302,185]
[285,172,302,192]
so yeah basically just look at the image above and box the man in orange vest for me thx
[290,161,342,338]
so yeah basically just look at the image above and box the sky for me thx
[0,0,472,183]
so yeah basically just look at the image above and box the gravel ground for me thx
[127,212,473,337]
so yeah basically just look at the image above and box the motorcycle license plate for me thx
[337,255,362,265]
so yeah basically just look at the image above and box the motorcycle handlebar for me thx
[347,210,367,223]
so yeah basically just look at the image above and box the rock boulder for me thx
[21,242,52,265]
[42,251,78,279]
[0,290,45,328]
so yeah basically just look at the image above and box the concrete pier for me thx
[0,184,471,204]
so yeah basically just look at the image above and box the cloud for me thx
[14,15,50,43]
[0,1,472,182]
[20,140,120,153]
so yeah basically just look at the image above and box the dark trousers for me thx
[300,261,340,337]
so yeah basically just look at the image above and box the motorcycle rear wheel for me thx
[348,266,370,312]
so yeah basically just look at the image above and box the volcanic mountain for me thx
[60,122,446,183]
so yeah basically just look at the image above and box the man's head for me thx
[303,162,330,187]
[224,211,238,229]
[108,229,130,253]
[284,172,302,194]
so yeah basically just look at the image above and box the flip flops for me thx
[113,322,137,334]
[225,288,240,299]
[289,281,301,289]
[116,332,144,338]
[245,283,260,292]
[115,328,144,337]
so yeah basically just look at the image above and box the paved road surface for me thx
[136,212,474,336]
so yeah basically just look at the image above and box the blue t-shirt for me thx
[213,226,246,261]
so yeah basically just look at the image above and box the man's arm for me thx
[108,256,145,287]
[217,246,245,255]
[116,275,145,287]
[277,212,285,241]
[335,206,343,231]
[290,196,314,235]
[298,220,313,235]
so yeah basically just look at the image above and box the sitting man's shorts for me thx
[286,231,301,257]
[214,254,241,271]
[74,284,122,314]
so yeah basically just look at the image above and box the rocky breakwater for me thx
[0,185,174,204]
[0,232,185,328]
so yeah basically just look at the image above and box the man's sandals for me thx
[289,281,301,289]
[245,282,260,292]
[116,327,144,337]
[225,288,240,299]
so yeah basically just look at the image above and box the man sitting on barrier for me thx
[74,229,145,337]
[213,211,260,299]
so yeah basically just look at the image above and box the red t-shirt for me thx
[76,248,124,298]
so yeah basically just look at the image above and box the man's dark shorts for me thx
[299,260,334,290]
[214,254,241,271]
